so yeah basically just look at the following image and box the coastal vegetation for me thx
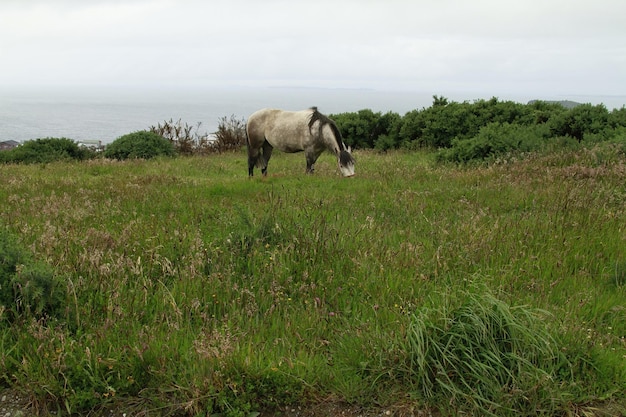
[3,97,625,165]
[0,137,95,164]
[331,97,626,160]
[103,131,175,160]
[0,97,625,416]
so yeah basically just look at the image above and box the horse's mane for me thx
[308,107,346,152]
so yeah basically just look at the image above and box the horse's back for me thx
[248,108,308,129]
[247,108,312,152]
[246,108,275,148]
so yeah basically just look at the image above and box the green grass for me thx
[1,147,625,416]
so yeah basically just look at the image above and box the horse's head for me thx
[308,108,355,177]
[338,146,355,177]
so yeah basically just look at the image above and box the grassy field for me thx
[1,147,625,416]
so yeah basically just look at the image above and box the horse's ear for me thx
[347,145,352,153]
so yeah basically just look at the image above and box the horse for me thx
[246,107,355,177]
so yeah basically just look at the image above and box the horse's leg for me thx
[261,141,273,176]
[305,149,320,174]
[248,152,256,177]
[248,147,259,176]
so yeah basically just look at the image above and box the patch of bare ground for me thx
[1,390,435,417]
[259,399,435,417]
[3,390,623,417]
[1,389,34,417]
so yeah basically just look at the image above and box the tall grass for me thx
[1,147,625,416]
[406,287,564,416]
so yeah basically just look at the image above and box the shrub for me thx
[150,119,209,155]
[549,103,610,141]
[331,109,401,149]
[149,119,219,155]
[436,123,549,163]
[0,138,94,164]
[104,131,175,160]
[608,107,626,129]
[0,228,66,321]
[397,100,472,148]
[373,134,397,151]
[213,115,247,153]
[149,116,246,155]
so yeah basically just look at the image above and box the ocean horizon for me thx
[1,85,624,145]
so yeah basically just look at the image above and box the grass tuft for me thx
[405,287,566,416]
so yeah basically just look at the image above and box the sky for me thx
[1,0,625,100]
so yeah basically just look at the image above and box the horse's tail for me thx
[245,119,259,175]
[246,118,270,176]
[253,148,267,168]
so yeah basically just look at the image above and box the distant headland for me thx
[527,100,582,109]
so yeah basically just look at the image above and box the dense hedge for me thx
[331,97,626,162]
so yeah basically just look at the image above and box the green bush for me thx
[104,131,175,160]
[549,103,610,141]
[373,134,398,151]
[436,123,549,163]
[321,98,619,157]
[331,109,401,149]
[608,107,626,129]
[394,97,536,149]
[0,138,94,164]
[0,228,66,321]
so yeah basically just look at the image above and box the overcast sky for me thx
[1,0,625,100]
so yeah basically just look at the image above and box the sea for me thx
[1,85,625,145]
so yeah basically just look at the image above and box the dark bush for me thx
[104,131,175,160]
[549,103,610,141]
[394,97,537,149]
[213,115,247,153]
[150,119,215,155]
[608,107,626,129]
[0,228,66,321]
[331,109,401,149]
[149,116,246,155]
[436,123,550,163]
[527,100,569,125]
[0,138,95,164]
[374,134,398,151]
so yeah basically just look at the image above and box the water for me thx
[1,86,624,144]
[0,86,433,144]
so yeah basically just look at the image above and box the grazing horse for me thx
[246,107,355,177]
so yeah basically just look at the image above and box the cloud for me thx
[1,0,625,97]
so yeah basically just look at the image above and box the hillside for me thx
[527,99,582,108]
